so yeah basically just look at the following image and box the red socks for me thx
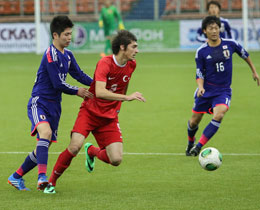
[48,148,75,186]
[88,146,110,164]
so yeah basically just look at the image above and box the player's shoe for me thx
[190,145,201,156]
[84,143,95,173]
[185,144,194,156]
[43,183,56,194]
[37,175,48,190]
[8,174,30,191]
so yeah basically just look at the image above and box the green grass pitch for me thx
[0,51,260,210]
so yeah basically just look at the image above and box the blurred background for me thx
[0,0,260,53]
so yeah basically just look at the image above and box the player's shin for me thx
[198,119,221,148]
[48,148,76,186]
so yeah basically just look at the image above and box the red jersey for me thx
[84,55,136,119]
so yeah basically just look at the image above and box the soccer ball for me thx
[198,147,223,171]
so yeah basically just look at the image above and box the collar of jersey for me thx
[113,54,127,68]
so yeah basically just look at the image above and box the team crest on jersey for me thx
[223,49,230,59]
[123,75,130,82]
[40,115,46,120]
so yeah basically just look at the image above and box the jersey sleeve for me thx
[68,52,93,86]
[95,59,110,82]
[232,39,249,59]
[45,48,78,95]
[195,49,205,80]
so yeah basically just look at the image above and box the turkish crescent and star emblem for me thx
[123,75,130,82]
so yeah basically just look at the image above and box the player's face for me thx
[54,27,72,49]
[204,23,220,41]
[208,4,220,16]
[124,41,138,60]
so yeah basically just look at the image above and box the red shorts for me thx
[72,105,122,149]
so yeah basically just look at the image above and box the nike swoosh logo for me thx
[108,77,115,80]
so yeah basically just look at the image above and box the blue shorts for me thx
[27,96,61,142]
[192,91,231,114]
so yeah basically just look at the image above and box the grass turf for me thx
[0,51,260,210]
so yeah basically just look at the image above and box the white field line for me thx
[0,152,259,156]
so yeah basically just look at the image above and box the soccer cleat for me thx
[8,174,30,191]
[37,175,48,190]
[185,144,194,156]
[190,145,201,156]
[43,183,56,194]
[84,143,95,173]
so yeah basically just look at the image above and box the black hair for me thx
[207,0,221,11]
[202,16,221,31]
[50,16,74,39]
[112,30,137,55]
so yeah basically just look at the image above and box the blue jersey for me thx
[196,17,232,43]
[31,44,93,102]
[195,38,249,95]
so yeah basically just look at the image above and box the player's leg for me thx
[85,119,123,168]
[191,95,230,156]
[8,98,51,191]
[186,112,204,156]
[105,142,123,166]
[8,150,37,191]
[46,132,86,191]
[36,122,52,190]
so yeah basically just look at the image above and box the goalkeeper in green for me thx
[99,0,125,56]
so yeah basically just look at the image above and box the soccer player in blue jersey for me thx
[8,16,93,190]
[196,1,232,43]
[186,16,259,156]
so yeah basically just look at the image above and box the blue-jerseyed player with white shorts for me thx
[186,16,259,156]
[8,16,93,190]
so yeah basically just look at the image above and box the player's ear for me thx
[120,45,125,51]
[53,32,59,40]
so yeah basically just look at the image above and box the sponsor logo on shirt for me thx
[206,55,212,59]
[40,115,46,120]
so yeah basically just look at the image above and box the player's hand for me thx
[197,87,205,97]
[119,23,125,30]
[77,87,94,99]
[252,72,260,86]
[99,20,103,28]
[126,92,146,102]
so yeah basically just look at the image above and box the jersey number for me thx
[216,62,225,72]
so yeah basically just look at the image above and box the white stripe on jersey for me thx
[58,73,78,90]
[195,42,207,59]
[51,46,58,62]
[31,96,39,125]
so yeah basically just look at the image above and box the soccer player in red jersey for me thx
[44,30,145,194]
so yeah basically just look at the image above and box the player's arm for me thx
[98,8,104,28]
[68,52,93,86]
[244,56,260,86]
[46,58,90,99]
[234,40,259,86]
[113,6,124,30]
[95,81,145,102]
[195,49,205,97]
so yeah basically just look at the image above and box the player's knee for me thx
[39,129,52,140]
[68,144,81,156]
[214,113,225,121]
[110,156,122,166]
